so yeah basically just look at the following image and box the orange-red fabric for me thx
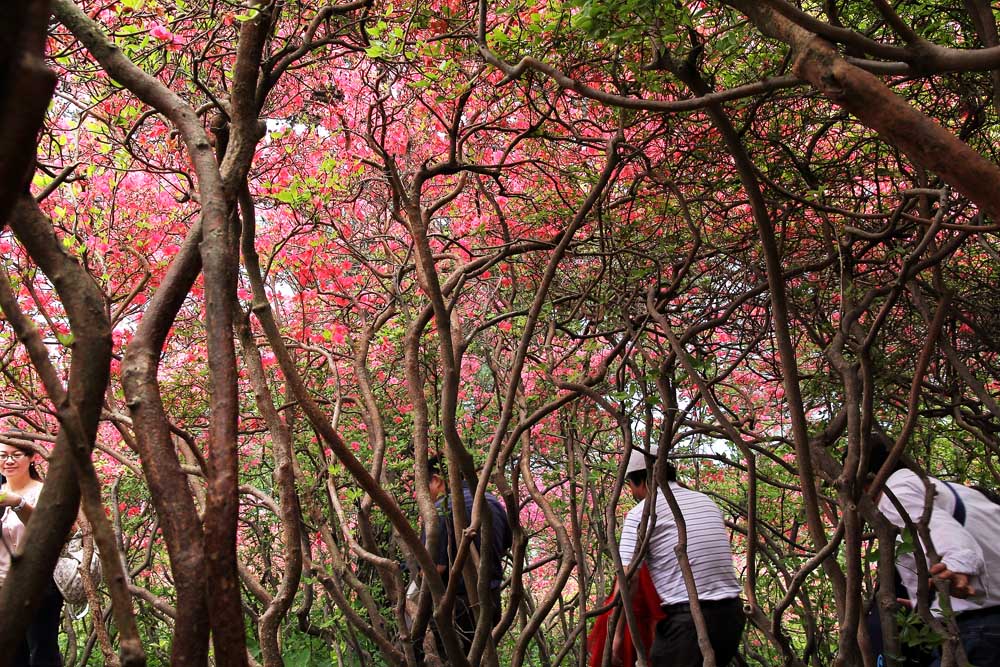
[587,564,667,667]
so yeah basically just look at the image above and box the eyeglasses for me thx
[0,453,27,463]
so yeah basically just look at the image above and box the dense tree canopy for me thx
[1,0,1000,665]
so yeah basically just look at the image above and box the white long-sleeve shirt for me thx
[878,469,1000,614]
[619,482,741,605]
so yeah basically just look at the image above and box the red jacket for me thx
[587,564,666,667]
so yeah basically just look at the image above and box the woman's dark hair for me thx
[3,442,42,481]
[865,432,906,480]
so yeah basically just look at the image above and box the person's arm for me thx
[0,490,33,524]
[486,494,512,586]
[434,506,450,577]
[611,510,640,666]
[610,567,650,667]
[610,580,626,667]
[618,508,639,570]
[878,470,984,597]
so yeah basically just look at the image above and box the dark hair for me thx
[3,442,42,481]
[427,455,444,479]
[626,461,677,487]
[865,432,905,480]
[626,469,646,486]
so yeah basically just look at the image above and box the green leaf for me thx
[897,529,915,557]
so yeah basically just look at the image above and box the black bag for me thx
[865,568,935,666]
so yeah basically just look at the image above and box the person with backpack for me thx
[421,456,512,652]
[868,436,1000,666]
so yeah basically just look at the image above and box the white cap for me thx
[626,445,658,474]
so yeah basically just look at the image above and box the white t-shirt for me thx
[0,484,43,586]
[619,482,742,605]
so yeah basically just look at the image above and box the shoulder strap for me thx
[488,493,513,551]
[943,482,966,526]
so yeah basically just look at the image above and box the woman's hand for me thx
[1,491,33,522]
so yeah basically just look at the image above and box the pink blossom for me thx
[150,24,173,41]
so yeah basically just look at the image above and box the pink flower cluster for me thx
[149,23,172,40]
[149,23,184,50]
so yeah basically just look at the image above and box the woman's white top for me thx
[0,484,43,585]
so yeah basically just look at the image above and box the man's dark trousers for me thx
[650,597,745,667]
[929,606,1000,667]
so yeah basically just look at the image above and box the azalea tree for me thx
[1,0,999,666]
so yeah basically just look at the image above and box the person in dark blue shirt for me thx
[423,456,512,650]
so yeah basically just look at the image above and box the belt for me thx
[661,597,740,614]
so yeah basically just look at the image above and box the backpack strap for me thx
[943,481,966,526]
[923,482,968,608]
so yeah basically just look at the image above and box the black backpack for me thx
[865,567,935,667]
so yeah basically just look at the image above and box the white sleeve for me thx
[878,471,985,577]
[618,506,640,568]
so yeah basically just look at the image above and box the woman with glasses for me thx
[0,442,63,666]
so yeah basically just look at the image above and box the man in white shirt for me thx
[616,446,744,666]
[870,438,1000,667]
